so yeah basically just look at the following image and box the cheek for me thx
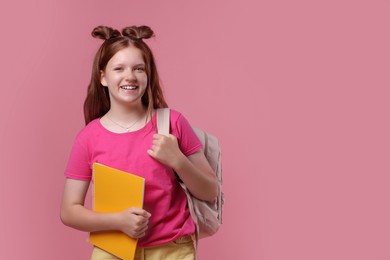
[104,75,117,85]
[140,74,148,86]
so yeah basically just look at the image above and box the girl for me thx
[60,25,218,260]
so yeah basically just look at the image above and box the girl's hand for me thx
[118,207,151,239]
[147,134,185,169]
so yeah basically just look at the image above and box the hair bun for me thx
[122,26,154,41]
[91,26,121,40]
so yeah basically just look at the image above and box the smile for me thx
[120,85,138,90]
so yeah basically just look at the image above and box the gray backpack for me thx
[157,108,223,241]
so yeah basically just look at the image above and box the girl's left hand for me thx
[147,134,185,169]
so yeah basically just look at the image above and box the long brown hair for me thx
[83,25,168,125]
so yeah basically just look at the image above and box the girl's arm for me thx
[60,178,150,238]
[176,149,219,202]
[148,134,218,202]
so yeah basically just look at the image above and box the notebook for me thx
[90,163,145,260]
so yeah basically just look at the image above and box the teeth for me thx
[121,85,137,90]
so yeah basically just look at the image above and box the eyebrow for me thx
[112,63,145,67]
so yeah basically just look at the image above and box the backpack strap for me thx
[156,108,200,259]
[156,108,170,136]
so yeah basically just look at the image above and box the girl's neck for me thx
[107,104,147,122]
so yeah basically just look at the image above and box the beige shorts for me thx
[91,235,195,260]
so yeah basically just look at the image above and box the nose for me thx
[124,68,136,81]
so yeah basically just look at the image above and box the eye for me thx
[134,67,145,72]
[114,67,123,71]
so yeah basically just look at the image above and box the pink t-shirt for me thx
[64,109,202,247]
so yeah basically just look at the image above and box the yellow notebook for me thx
[90,163,145,260]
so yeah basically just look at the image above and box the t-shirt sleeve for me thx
[64,133,92,181]
[172,112,203,156]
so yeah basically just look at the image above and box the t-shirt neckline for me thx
[96,111,156,136]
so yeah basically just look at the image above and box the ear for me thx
[100,70,107,86]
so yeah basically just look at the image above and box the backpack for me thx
[156,108,223,241]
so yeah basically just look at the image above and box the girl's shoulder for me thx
[169,108,182,121]
[74,118,101,141]
[167,108,195,134]
[168,108,190,127]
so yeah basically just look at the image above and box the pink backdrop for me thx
[1,0,389,259]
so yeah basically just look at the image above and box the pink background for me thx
[1,0,389,259]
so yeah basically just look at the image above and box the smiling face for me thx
[100,46,148,109]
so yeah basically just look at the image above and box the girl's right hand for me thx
[118,207,151,239]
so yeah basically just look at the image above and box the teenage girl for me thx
[60,25,218,260]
